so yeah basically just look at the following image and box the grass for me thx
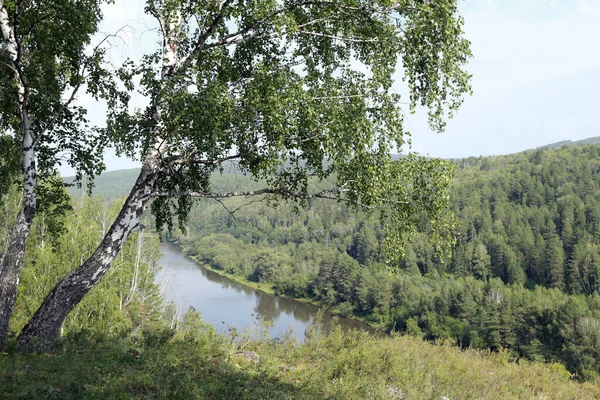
[1,314,599,399]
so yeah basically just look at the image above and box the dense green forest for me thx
[5,190,600,398]
[161,143,600,378]
[57,141,600,379]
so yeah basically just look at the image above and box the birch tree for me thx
[18,0,472,349]
[0,0,111,350]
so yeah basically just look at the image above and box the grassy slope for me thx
[2,325,599,400]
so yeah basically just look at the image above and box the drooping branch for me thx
[151,186,410,207]
[295,29,380,43]
[174,0,397,75]
[145,0,166,38]
[165,152,242,166]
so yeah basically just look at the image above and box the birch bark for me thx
[17,13,181,349]
[0,1,38,351]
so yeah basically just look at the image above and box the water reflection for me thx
[156,241,375,341]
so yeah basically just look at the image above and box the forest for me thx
[2,162,600,398]
[168,142,600,379]
[2,0,600,397]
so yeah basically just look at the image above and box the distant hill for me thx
[536,136,600,150]
[65,168,141,201]
[64,165,259,201]
[65,136,600,200]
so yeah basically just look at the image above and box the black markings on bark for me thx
[17,165,158,350]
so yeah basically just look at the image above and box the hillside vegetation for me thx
[65,168,142,201]
[3,188,600,398]
[167,143,600,378]
[536,136,600,150]
[3,319,600,399]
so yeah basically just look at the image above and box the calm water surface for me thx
[156,241,374,342]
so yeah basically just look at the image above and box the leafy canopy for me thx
[0,0,120,184]
[107,0,471,261]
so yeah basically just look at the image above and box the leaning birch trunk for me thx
[16,165,157,348]
[0,3,37,351]
[17,14,180,349]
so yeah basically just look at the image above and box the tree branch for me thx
[167,152,242,166]
[38,26,133,143]
[151,183,411,210]
[295,29,379,43]
[151,187,331,200]
[146,1,166,39]
[174,0,233,75]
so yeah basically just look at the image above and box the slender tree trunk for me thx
[0,127,36,351]
[0,193,34,350]
[125,229,144,307]
[17,165,158,349]
[0,3,37,351]
[17,9,182,350]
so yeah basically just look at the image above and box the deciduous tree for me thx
[17,0,471,349]
[0,0,112,350]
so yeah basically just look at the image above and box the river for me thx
[157,241,375,342]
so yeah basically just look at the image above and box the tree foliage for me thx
[11,0,471,349]
[172,142,600,377]
[105,0,471,257]
[0,0,110,181]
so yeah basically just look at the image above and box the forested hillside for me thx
[450,144,600,292]
[2,191,598,398]
[169,143,600,378]
[535,136,600,151]
[4,189,598,398]
[62,141,600,377]
[66,168,142,201]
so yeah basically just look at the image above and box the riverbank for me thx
[158,239,374,341]
[172,241,384,334]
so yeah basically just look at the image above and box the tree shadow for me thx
[0,338,322,400]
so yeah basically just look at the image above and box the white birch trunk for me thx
[0,2,38,351]
[17,13,182,349]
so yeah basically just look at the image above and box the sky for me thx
[73,0,600,173]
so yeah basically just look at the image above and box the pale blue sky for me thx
[67,0,600,173]
[407,0,600,158]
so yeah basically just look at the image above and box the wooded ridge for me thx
[166,141,600,379]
